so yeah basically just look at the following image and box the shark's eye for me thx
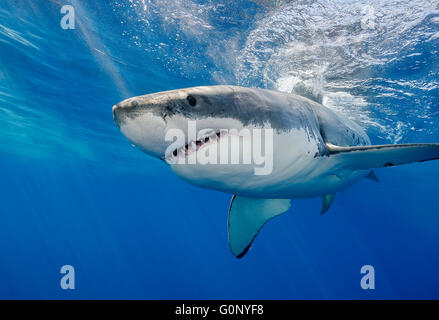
[187,95,197,106]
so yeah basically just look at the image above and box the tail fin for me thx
[326,143,439,170]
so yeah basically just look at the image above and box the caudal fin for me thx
[326,143,439,170]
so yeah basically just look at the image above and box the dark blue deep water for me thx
[1,0,439,299]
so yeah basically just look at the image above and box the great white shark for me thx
[113,85,439,258]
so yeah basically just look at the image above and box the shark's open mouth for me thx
[166,130,226,162]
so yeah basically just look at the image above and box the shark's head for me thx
[113,85,285,193]
[113,85,330,195]
[113,85,246,160]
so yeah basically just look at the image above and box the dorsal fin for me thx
[228,196,291,258]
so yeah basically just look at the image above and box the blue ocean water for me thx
[1,0,439,299]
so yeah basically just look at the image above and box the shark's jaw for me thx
[113,98,245,162]
[112,85,241,160]
[164,129,222,163]
[114,109,168,159]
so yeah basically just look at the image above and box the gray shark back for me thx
[305,98,371,147]
[233,87,370,148]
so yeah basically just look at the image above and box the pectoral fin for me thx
[321,194,336,215]
[326,143,439,169]
[228,196,291,258]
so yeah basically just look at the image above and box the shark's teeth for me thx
[168,131,222,161]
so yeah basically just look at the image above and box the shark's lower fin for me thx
[365,170,380,183]
[228,196,291,258]
[326,143,439,169]
[321,194,336,215]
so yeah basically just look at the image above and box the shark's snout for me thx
[112,104,121,128]
[112,98,141,128]
[112,103,129,128]
[112,96,170,159]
